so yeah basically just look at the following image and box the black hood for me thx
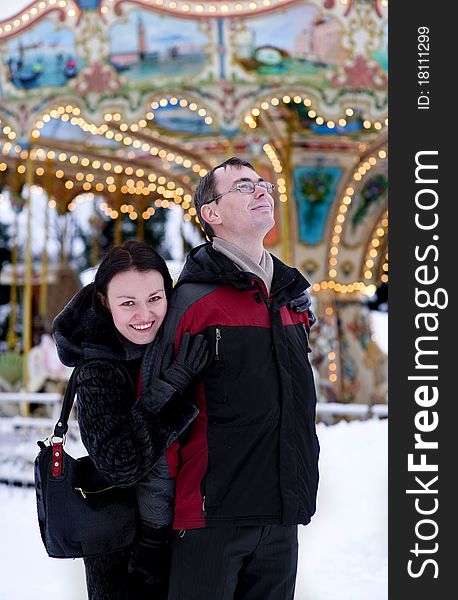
[176,243,310,303]
[52,283,145,367]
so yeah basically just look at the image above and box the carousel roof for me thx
[0,0,388,294]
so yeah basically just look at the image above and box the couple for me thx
[53,157,320,600]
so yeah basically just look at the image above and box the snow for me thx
[0,418,387,599]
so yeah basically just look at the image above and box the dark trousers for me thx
[168,525,298,600]
[84,548,168,600]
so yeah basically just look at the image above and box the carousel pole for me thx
[114,211,122,246]
[137,196,145,242]
[6,211,19,350]
[22,147,34,402]
[227,135,235,158]
[281,114,293,266]
[114,176,122,246]
[39,161,51,319]
[90,200,100,266]
[60,209,68,266]
[137,212,145,242]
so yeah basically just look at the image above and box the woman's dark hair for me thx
[94,240,173,301]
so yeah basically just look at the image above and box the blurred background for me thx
[0,1,388,597]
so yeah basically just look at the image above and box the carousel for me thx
[0,0,388,441]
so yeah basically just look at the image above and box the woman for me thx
[52,240,208,600]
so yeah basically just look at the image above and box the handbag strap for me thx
[53,364,82,439]
[52,361,134,440]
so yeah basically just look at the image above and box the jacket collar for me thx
[177,243,310,305]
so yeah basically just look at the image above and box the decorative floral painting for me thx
[294,165,342,245]
[343,173,388,245]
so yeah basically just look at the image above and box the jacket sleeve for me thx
[135,453,175,528]
[76,359,197,486]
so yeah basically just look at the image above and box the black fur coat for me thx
[53,283,197,486]
[52,284,198,600]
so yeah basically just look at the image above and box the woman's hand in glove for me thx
[128,525,171,587]
[288,290,317,328]
[160,331,209,394]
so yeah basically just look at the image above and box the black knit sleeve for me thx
[76,360,197,486]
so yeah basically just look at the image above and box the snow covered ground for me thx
[0,419,387,600]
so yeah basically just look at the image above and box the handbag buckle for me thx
[50,434,65,446]
[50,437,65,477]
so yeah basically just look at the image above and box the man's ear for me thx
[201,203,223,227]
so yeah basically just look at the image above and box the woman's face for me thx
[105,269,168,345]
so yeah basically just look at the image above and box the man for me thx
[161,157,320,599]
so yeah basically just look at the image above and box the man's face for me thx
[212,165,275,240]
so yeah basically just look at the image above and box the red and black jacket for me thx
[162,243,320,529]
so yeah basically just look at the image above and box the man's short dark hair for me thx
[194,156,255,240]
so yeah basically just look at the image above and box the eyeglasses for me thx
[208,180,275,203]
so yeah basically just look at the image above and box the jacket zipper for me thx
[302,323,309,344]
[215,328,221,361]
[301,323,312,353]
[75,485,117,498]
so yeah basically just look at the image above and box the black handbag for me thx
[34,365,137,559]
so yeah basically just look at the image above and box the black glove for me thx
[288,290,317,328]
[128,525,171,587]
[161,331,209,394]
